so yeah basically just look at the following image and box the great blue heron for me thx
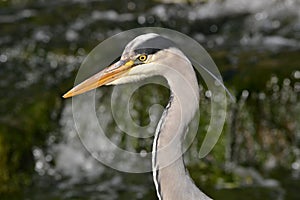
[63,33,214,200]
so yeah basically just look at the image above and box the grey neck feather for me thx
[151,49,212,200]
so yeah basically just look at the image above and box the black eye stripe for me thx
[134,48,161,55]
[109,48,162,68]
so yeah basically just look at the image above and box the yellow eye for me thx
[138,54,147,62]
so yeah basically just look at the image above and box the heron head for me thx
[63,33,181,98]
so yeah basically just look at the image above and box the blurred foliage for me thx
[0,90,62,193]
[0,0,299,199]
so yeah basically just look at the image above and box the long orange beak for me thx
[63,59,134,98]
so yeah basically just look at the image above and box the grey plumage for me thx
[124,34,212,200]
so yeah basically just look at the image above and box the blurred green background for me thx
[0,0,299,199]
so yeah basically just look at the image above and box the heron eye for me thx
[138,54,147,62]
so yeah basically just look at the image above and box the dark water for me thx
[0,0,299,199]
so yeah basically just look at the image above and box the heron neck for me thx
[152,66,203,199]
